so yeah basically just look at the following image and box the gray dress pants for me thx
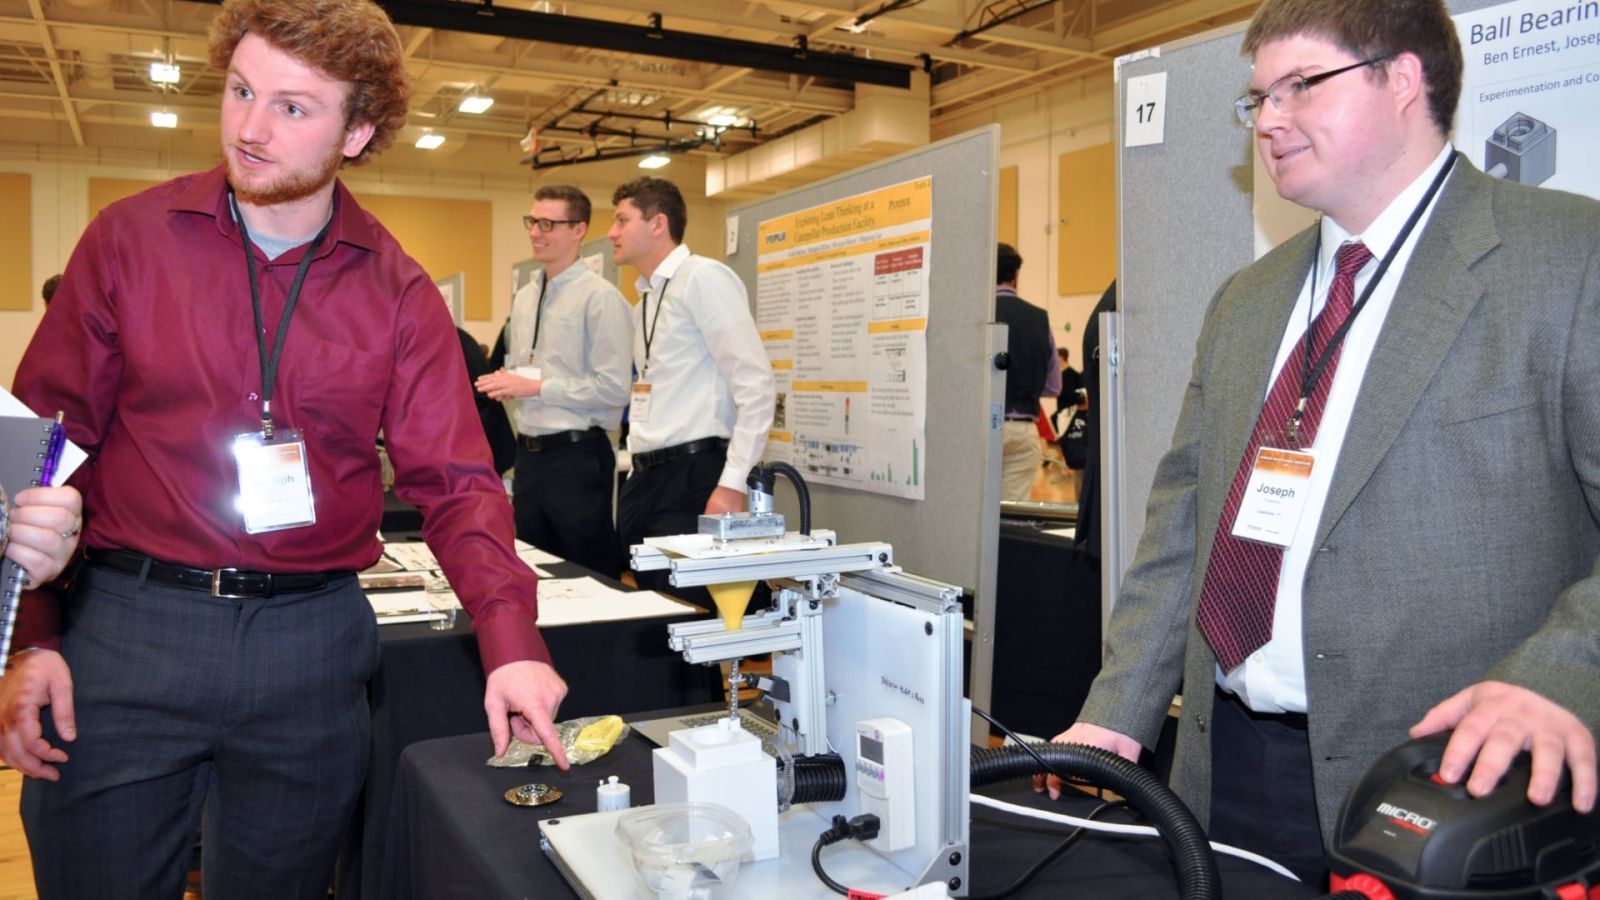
[21,563,379,900]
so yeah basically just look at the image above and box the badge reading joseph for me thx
[1232,446,1316,548]
[232,429,317,534]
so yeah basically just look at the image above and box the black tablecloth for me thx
[380,725,1323,900]
[991,522,1102,738]
[338,560,721,899]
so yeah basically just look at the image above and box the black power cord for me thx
[811,813,882,895]
[966,797,1127,900]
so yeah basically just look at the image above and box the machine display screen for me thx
[860,735,884,764]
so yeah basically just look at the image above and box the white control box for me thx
[855,717,914,851]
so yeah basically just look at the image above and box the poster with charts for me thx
[755,177,931,500]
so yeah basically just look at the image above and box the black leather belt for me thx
[631,437,728,471]
[85,547,354,599]
[1215,686,1308,730]
[519,427,605,453]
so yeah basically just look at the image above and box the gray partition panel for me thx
[1110,0,1506,603]
[1112,25,1256,592]
[726,126,1002,606]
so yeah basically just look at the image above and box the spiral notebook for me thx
[1,412,64,657]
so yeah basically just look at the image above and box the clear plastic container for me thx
[615,802,754,900]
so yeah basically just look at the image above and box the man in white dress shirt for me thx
[606,176,775,601]
[477,184,632,575]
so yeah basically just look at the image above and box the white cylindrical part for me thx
[596,775,631,811]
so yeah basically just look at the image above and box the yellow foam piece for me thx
[708,581,757,631]
[574,715,626,755]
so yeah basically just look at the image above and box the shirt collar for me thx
[172,165,382,256]
[635,242,691,295]
[995,286,1018,297]
[544,259,585,290]
[1318,143,1454,272]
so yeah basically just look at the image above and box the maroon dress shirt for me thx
[14,167,547,671]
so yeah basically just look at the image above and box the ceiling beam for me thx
[1089,0,1259,53]
[26,0,83,146]
[821,29,1039,73]
[411,52,855,115]
[184,0,916,89]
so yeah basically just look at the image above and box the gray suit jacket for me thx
[1077,158,1600,838]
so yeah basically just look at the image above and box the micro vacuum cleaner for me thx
[1327,733,1600,900]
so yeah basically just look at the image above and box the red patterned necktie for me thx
[1196,241,1373,671]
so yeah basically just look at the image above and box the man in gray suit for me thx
[1044,0,1599,885]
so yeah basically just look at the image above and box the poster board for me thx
[726,126,1005,707]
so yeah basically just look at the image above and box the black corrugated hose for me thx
[762,461,811,534]
[970,742,1222,900]
[789,752,846,804]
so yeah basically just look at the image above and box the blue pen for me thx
[40,412,66,487]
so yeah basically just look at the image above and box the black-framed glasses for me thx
[1233,55,1392,128]
[523,215,582,232]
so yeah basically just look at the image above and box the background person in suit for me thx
[994,242,1060,501]
[1043,0,1599,886]
[457,326,517,475]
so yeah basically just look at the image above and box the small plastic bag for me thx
[487,714,631,767]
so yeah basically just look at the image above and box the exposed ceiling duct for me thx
[706,73,931,202]
[191,0,916,89]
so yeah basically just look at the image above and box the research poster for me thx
[755,177,932,500]
[1455,0,1600,202]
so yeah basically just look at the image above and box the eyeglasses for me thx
[1233,55,1392,128]
[523,215,582,232]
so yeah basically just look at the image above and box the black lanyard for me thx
[530,271,550,354]
[640,276,672,372]
[1289,152,1457,439]
[232,191,333,439]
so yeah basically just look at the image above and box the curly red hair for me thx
[209,0,411,166]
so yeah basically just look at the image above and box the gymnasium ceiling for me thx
[0,0,1259,192]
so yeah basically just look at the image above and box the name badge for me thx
[630,382,653,423]
[1231,446,1315,548]
[232,429,317,534]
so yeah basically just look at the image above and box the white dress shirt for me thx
[629,243,776,492]
[503,263,632,435]
[1221,144,1457,713]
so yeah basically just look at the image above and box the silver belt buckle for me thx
[210,567,246,598]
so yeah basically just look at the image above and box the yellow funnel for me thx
[708,581,757,631]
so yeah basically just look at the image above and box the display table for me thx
[991,521,1102,737]
[379,725,1323,899]
[338,560,721,899]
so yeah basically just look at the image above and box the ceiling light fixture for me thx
[638,154,671,169]
[458,94,494,114]
[150,61,181,84]
[150,110,178,128]
[415,132,446,149]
